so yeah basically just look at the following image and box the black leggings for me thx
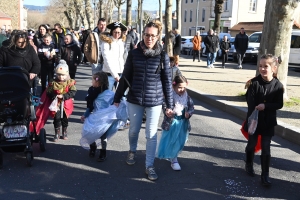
[53,110,68,128]
[246,134,272,155]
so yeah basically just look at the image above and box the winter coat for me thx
[114,43,173,109]
[58,42,82,74]
[0,44,40,75]
[33,33,45,48]
[161,94,194,131]
[204,35,219,53]
[173,34,182,55]
[234,32,249,52]
[37,42,56,66]
[192,35,202,50]
[124,35,135,53]
[220,40,231,53]
[100,33,126,78]
[243,75,283,136]
[170,66,181,81]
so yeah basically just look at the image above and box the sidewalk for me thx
[179,54,300,146]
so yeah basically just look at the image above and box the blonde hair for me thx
[143,20,163,36]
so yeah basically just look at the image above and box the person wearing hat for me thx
[84,18,107,75]
[100,21,127,90]
[46,59,77,141]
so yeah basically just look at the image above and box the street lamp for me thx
[195,0,199,35]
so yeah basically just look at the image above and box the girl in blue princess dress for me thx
[157,75,194,171]
[80,71,127,162]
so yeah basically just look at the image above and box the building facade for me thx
[0,0,27,30]
[181,0,266,36]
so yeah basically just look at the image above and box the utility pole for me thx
[139,0,143,35]
[195,0,199,35]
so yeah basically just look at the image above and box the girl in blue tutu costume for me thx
[157,75,194,171]
[80,72,127,162]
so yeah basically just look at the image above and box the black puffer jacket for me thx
[58,42,82,73]
[234,32,248,52]
[114,44,173,109]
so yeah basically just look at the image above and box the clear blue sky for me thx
[24,0,175,11]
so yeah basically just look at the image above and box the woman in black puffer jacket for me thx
[114,20,173,181]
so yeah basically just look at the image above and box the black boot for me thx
[89,142,97,157]
[62,127,68,140]
[97,149,106,162]
[245,151,255,177]
[53,127,60,142]
[261,155,272,186]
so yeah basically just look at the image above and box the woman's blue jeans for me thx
[127,102,162,168]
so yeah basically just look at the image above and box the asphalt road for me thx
[0,64,299,200]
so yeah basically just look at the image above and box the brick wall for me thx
[0,0,20,30]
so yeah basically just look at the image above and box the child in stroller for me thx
[0,66,45,168]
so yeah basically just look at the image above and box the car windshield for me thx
[249,34,261,43]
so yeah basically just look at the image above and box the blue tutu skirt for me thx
[157,115,189,159]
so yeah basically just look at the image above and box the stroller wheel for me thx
[39,128,46,152]
[26,152,33,167]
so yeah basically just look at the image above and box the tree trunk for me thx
[165,0,173,56]
[137,0,142,33]
[213,0,224,33]
[84,0,93,28]
[126,0,132,25]
[98,0,104,18]
[257,0,299,100]
[159,0,162,41]
[176,0,181,33]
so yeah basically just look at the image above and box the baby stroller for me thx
[0,66,46,168]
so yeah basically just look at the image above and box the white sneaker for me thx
[239,65,243,69]
[211,64,214,68]
[207,64,211,68]
[171,162,181,171]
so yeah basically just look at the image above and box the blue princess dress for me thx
[80,90,128,150]
[157,91,194,159]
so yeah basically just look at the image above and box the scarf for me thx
[139,40,162,57]
[48,79,76,95]
[85,86,103,111]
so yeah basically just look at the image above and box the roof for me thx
[229,22,263,32]
[0,10,11,19]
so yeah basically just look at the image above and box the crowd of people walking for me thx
[0,18,283,186]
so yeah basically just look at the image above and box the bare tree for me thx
[176,0,181,32]
[126,0,132,25]
[258,0,299,100]
[213,0,224,33]
[84,0,93,28]
[74,0,85,29]
[158,0,162,41]
[164,0,173,56]
[114,0,126,21]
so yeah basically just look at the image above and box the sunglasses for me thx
[16,34,26,38]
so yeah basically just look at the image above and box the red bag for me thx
[240,121,261,153]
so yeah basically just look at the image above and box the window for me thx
[190,10,193,22]
[248,33,261,43]
[184,10,187,22]
[249,0,257,12]
[224,0,228,11]
[291,35,300,48]
[202,9,205,22]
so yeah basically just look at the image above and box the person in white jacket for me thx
[100,21,127,91]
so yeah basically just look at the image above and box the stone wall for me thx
[0,0,20,30]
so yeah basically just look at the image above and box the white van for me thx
[244,30,300,65]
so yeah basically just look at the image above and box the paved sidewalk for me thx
[178,54,300,146]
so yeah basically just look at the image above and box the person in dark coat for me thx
[220,35,231,68]
[234,27,249,69]
[37,34,56,94]
[113,20,173,181]
[173,29,181,66]
[204,29,219,68]
[33,24,49,48]
[58,34,82,79]
[0,30,40,87]
[243,54,283,187]
[123,28,136,61]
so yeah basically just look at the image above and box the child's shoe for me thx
[62,127,68,140]
[53,127,60,142]
[97,149,106,162]
[89,143,97,157]
[171,162,181,171]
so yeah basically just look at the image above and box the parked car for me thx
[228,37,236,61]
[181,36,194,54]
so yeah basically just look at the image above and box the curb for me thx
[187,87,300,146]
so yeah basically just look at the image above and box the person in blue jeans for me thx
[113,20,173,181]
[204,29,219,68]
